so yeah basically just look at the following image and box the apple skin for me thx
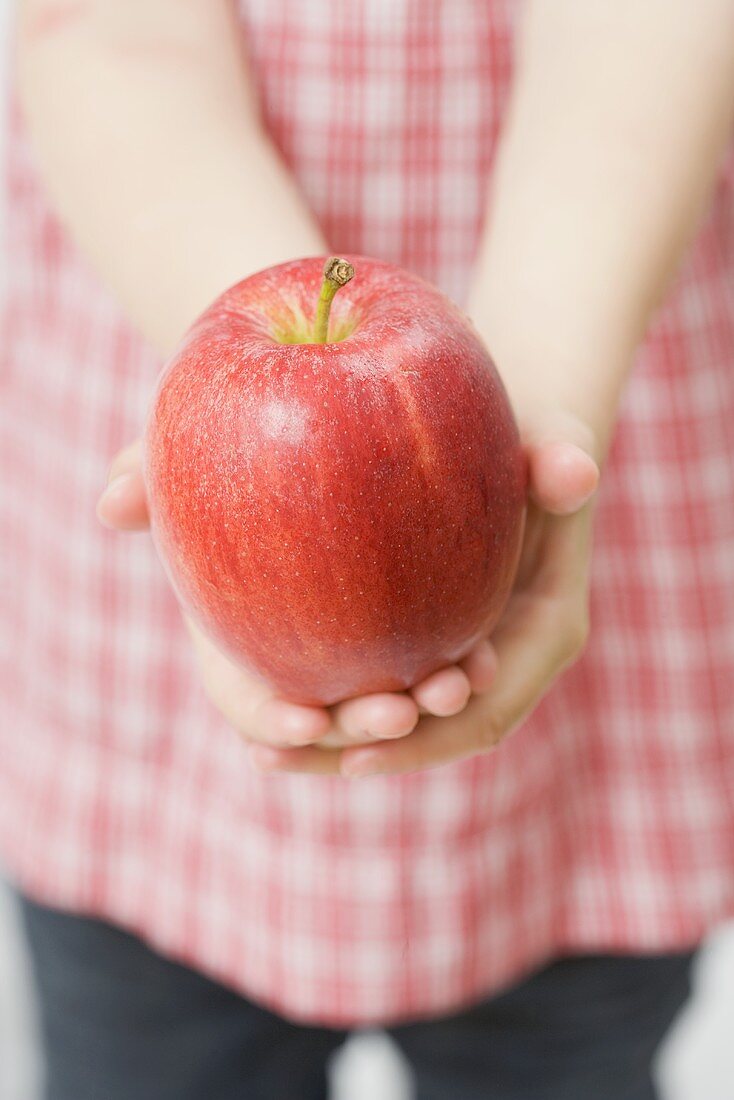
[144,256,527,706]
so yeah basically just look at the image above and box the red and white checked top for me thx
[2,0,734,1027]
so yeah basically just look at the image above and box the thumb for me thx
[96,439,150,531]
[520,408,600,516]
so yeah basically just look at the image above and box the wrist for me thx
[467,291,631,466]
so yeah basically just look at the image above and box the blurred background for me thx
[1,6,734,1098]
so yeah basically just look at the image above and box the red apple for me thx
[144,256,526,706]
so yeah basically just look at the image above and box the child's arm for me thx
[19,0,495,748]
[17,0,324,354]
[252,0,734,777]
[471,0,734,460]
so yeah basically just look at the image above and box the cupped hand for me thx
[225,408,600,775]
[97,442,501,749]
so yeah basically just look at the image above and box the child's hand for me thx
[224,409,600,775]
[97,443,501,749]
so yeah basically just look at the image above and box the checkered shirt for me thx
[1,0,734,1025]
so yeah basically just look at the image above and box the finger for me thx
[250,581,578,776]
[251,698,333,747]
[185,616,332,747]
[339,709,482,777]
[519,409,599,516]
[97,469,149,530]
[107,439,143,481]
[249,743,342,775]
[459,639,498,694]
[528,440,599,516]
[219,686,333,748]
[341,586,585,778]
[97,440,150,530]
[331,692,419,742]
[205,667,333,748]
[410,666,472,716]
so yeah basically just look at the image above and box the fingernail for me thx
[366,727,409,741]
[279,713,329,746]
[349,728,383,742]
[562,485,597,514]
[275,711,322,746]
[286,729,320,746]
[98,472,133,505]
[341,751,384,779]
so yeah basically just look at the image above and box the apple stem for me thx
[313,257,355,343]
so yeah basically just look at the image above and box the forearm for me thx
[17,0,324,355]
[469,0,734,458]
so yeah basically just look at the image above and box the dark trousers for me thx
[19,896,693,1100]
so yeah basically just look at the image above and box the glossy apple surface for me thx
[144,256,526,705]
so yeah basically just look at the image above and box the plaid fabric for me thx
[1,0,734,1027]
